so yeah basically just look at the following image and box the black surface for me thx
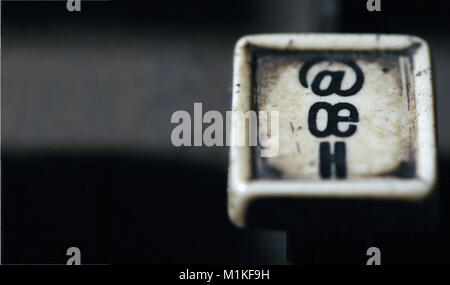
[1,151,269,264]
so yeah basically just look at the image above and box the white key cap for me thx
[227,34,437,231]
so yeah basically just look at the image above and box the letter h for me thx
[319,142,347,179]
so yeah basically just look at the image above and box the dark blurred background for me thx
[1,0,449,264]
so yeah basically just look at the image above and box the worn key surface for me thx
[228,34,436,231]
[254,51,416,180]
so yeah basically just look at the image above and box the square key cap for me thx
[227,34,437,232]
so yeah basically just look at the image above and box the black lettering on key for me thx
[320,142,347,179]
[299,58,364,97]
[308,102,359,137]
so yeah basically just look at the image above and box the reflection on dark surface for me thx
[2,150,279,264]
[2,152,450,265]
